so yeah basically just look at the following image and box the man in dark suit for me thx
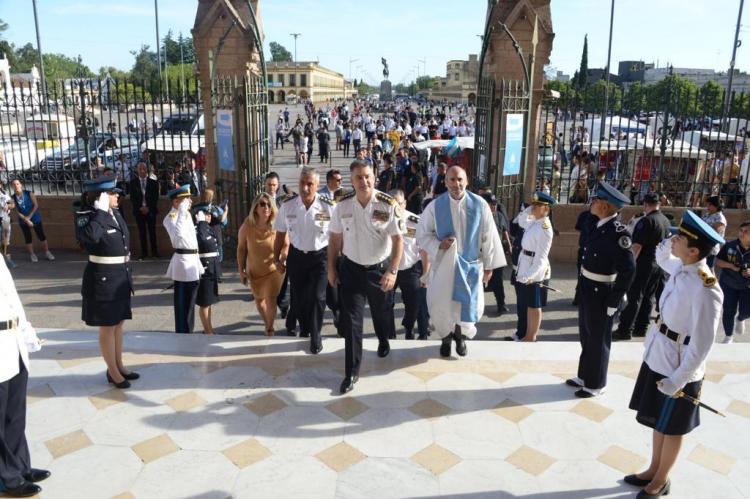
[129,161,160,259]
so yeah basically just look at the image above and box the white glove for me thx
[656,378,680,398]
[196,211,206,223]
[606,307,617,317]
[20,321,42,353]
[94,191,110,212]
[178,197,191,213]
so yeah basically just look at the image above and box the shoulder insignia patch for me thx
[698,268,717,287]
[339,190,356,202]
[408,214,420,224]
[170,212,178,219]
[542,220,551,230]
[75,213,91,228]
[618,235,632,249]
[319,194,336,206]
[615,221,627,233]
[375,191,396,206]
[283,193,299,203]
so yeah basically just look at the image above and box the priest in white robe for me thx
[417,166,506,357]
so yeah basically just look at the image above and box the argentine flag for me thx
[442,137,461,158]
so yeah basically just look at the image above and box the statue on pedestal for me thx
[381,57,389,80]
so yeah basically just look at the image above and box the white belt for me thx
[199,252,219,258]
[89,255,129,264]
[581,268,617,283]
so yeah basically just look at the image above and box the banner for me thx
[216,109,235,171]
[503,113,524,176]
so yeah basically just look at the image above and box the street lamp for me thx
[154,0,163,95]
[602,0,615,138]
[31,0,47,108]
[349,58,359,82]
[418,58,426,77]
[290,33,301,63]
[722,0,745,131]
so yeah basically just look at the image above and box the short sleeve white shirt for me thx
[274,194,335,252]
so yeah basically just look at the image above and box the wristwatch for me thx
[389,268,398,275]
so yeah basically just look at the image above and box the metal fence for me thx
[0,77,205,196]
[536,83,750,209]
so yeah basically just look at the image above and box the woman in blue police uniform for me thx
[512,191,555,342]
[76,175,137,389]
[193,203,221,335]
[626,211,724,499]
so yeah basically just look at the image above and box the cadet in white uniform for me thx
[274,167,336,354]
[328,160,403,394]
[510,191,555,342]
[626,210,724,498]
[0,254,49,497]
[163,185,204,334]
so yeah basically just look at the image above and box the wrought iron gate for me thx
[211,73,270,257]
[494,80,530,214]
[473,75,495,189]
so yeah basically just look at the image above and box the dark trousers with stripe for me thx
[0,357,30,489]
[577,277,615,390]
[173,280,199,334]
[287,246,328,349]
[485,266,505,307]
[514,280,528,339]
[339,257,395,377]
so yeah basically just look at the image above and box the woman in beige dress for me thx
[237,193,285,335]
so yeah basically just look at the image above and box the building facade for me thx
[428,54,479,104]
[642,67,750,94]
[267,61,355,105]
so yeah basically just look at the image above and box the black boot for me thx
[454,331,467,356]
[440,334,452,357]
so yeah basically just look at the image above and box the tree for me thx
[576,35,588,89]
[179,33,195,64]
[269,42,293,62]
[623,82,647,113]
[0,40,16,69]
[14,42,39,72]
[0,18,8,40]
[416,75,439,90]
[698,81,723,117]
[729,91,749,118]
[544,80,577,108]
[582,80,621,114]
[646,74,697,117]
[43,53,93,82]
[130,45,160,90]
[353,78,358,87]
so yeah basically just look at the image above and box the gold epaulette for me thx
[319,194,336,206]
[375,191,396,206]
[542,219,551,230]
[282,193,299,203]
[339,190,356,201]
[408,214,420,224]
[698,268,717,287]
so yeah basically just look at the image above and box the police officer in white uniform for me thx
[0,255,49,497]
[510,191,555,343]
[328,159,403,394]
[274,167,336,354]
[163,185,204,334]
[626,210,724,498]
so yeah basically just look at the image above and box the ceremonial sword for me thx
[676,390,726,417]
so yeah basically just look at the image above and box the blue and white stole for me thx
[434,191,482,322]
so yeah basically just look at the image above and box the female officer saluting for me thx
[76,174,137,389]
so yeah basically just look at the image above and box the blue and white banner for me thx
[503,113,524,176]
[217,109,235,172]
[441,137,461,158]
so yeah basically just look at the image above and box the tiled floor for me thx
[16,329,750,498]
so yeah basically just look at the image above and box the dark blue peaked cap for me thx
[167,185,191,200]
[593,181,629,209]
[531,191,556,206]
[679,210,725,246]
[83,174,122,193]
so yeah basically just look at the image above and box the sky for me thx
[1,0,748,83]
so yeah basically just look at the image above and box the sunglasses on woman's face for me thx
[257,202,271,208]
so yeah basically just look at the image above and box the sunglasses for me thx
[332,177,342,182]
[257,202,271,208]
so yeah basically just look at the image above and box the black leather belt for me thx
[344,256,386,271]
[290,245,327,255]
[523,250,535,257]
[175,248,198,255]
[658,322,691,345]
[0,317,19,331]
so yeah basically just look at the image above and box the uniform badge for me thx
[314,213,330,222]
[372,209,389,222]
[618,235,632,249]
[615,222,627,233]
[406,227,416,238]
[76,215,90,228]
[408,214,420,224]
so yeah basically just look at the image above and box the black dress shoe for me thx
[636,479,670,498]
[280,306,289,319]
[23,468,51,483]
[339,375,359,394]
[106,372,131,389]
[120,371,140,380]
[440,335,452,357]
[300,331,310,338]
[612,331,632,342]
[286,328,297,337]
[310,343,323,355]
[574,389,595,398]
[417,333,429,340]
[454,333,467,356]
[5,481,42,497]
[565,378,583,388]
[633,330,647,338]
[497,304,510,315]
[624,474,651,487]
[388,332,396,340]
[377,340,390,358]
[405,329,414,340]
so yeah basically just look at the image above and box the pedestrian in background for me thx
[193,203,221,335]
[702,195,727,269]
[129,161,160,260]
[715,220,750,344]
[0,178,15,268]
[9,179,53,263]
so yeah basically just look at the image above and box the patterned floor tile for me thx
[326,397,370,421]
[131,434,180,464]
[222,438,272,469]
[316,442,367,472]
[597,445,648,474]
[88,388,128,410]
[505,445,557,476]
[26,383,55,405]
[408,398,452,420]
[411,443,461,475]
[492,398,534,423]
[688,444,737,475]
[165,391,208,412]
[44,429,93,459]
[244,393,288,417]
[572,399,614,423]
